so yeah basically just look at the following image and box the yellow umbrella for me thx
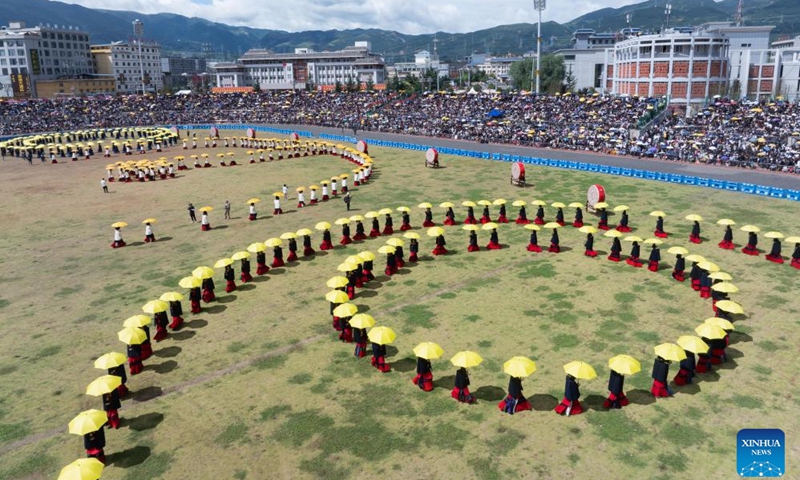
[86,375,122,396]
[192,267,214,280]
[246,198,261,205]
[685,214,703,222]
[386,238,405,247]
[463,224,480,231]
[551,201,565,209]
[654,343,687,362]
[295,187,305,193]
[697,261,720,272]
[564,361,597,380]
[123,314,151,328]
[708,271,732,281]
[413,342,444,359]
[450,350,483,368]
[296,228,313,236]
[326,276,349,288]
[685,254,706,263]
[715,300,744,314]
[376,208,392,216]
[764,231,784,239]
[377,245,396,255]
[482,222,499,230]
[358,251,376,261]
[179,276,202,288]
[337,262,358,272]
[157,292,184,304]
[608,355,641,375]
[613,205,629,212]
[231,251,251,261]
[272,192,284,198]
[93,352,127,370]
[213,258,234,269]
[493,199,508,206]
[396,206,411,213]
[785,236,800,244]
[716,218,736,226]
[111,221,128,228]
[711,282,739,293]
[368,326,397,345]
[334,218,351,226]
[594,202,609,209]
[141,218,157,224]
[364,211,380,218]
[695,323,727,340]
[118,326,146,345]
[403,232,421,240]
[349,215,365,222]
[643,238,663,245]
[568,202,584,208]
[265,238,282,247]
[68,409,108,435]
[427,227,445,237]
[345,255,363,266]
[57,458,104,480]
[477,200,493,206]
[677,335,709,354]
[524,224,540,231]
[543,222,561,229]
[503,356,537,377]
[350,313,376,329]
[325,290,350,303]
[198,206,214,213]
[649,211,667,217]
[667,246,689,255]
[704,317,735,331]
[418,202,433,209]
[579,226,597,234]
[512,200,526,207]
[439,202,455,208]
[463,200,478,207]
[315,222,332,231]
[623,235,643,242]
[333,303,358,317]
[531,200,547,206]
[740,225,761,233]
[141,300,168,314]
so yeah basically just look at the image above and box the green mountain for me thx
[0,0,797,62]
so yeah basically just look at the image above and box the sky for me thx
[56,0,655,34]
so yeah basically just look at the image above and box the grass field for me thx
[0,130,799,480]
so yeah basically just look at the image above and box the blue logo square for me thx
[737,429,785,477]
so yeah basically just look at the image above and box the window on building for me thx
[0,68,6,75]
[740,43,751,48]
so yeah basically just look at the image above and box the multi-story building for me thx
[0,21,94,98]
[161,56,207,90]
[92,40,163,94]
[473,56,523,84]
[391,49,449,82]
[214,42,385,91]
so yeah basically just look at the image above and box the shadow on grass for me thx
[131,386,163,402]
[358,290,378,298]
[433,375,455,390]
[626,389,656,405]
[158,237,174,242]
[474,385,506,402]
[153,346,181,358]
[213,225,229,230]
[583,394,609,411]
[355,304,371,313]
[217,295,237,303]
[674,383,701,395]
[269,268,286,275]
[238,284,256,292]
[150,360,178,374]
[107,445,151,468]
[731,332,752,344]
[128,241,145,247]
[187,319,208,329]
[171,330,196,341]
[126,412,164,432]
[392,357,416,373]
[250,275,270,283]
[530,393,559,411]
[695,370,722,383]
[558,246,574,253]
[204,305,227,314]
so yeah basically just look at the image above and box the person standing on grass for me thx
[674,350,696,386]
[108,363,129,397]
[344,192,352,211]
[101,178,108,193]
[650,356,672,398]
[84,426,106,464]
[499,376,531,414]
[111,227,125,248]
[189,285,202,313]
[224,264,236,293]
[101,389,121,429]
[412,357,434,392]
[282,184,290,200]
[603,370,629,409]
[273,196,283,215]
[168,299,184,330]
[144,222,155,243]
[248,202,257,221]
[127,342,143,375]
[188,203,197,223]
[452,368,475,403]
[554,374,583,416]
[672,253,686,282]
[224,200,231,220]
[371,341,391,372]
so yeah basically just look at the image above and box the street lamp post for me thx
[133,19,145,95]
[533,0,546,94]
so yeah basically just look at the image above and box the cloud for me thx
[57,0,646,34]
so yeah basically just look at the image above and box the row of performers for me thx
[183,136,311,150]
[106,165,176,182]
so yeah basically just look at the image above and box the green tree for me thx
[365,77,375,92]
[251,82,261,93]
[334,80,343,93]
[510,58,534,91]
[564,67,577,93]
[540,55,566,94]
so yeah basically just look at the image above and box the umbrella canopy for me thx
[685,254,706,263]
[677,335,709,354]
[450,351,483,368]
[543,222,561,229]
[708,271,733,281]
[357,251,376,261]
[568,202,584,208]
[345,255,363,266]
[293,229,312,238]
[213,258,234,269]
[697,261,720,272]
[141,218,157,224]
[368,326,397,345]
[439,202,455,208]
[654,343,687,362]
[740,225,761,233]
[336,262,359,272]
[117,326,146,345]
[179,276,202,288]
[503,356,537,377]
[579,226,598,234]
[334,217,351,226]
[159,291,185,302]
[643,238,664,245]
[349,313,376,329]
[68,409,108,435]
[564,361,597,380]
[325,290,350,303]
[413,342,444,359]
[111,221,128,228]
[396,206,411,213]
[623,235,643,242]
[524,224,541,231]
[711,282,739,293]
[349,215,366,222]
[427,227,445,237]
[530,200,546,206]
[123,314,151,328]
[764,231,784,239]
[512,200,527,207]
[604,229,623,238]
[649,211,667,217]
[86,375,122,396]
[57,458,104,480]
[493,199,508,206]
[695,323,727,340]
[551,201,566,209]
[716,218,736,226]
[418,202,433,209]
[333,303,358,317]
[685,214,703,222]
[594,202,609,209]
[315,222,331,231]
[463,200,478,207]
[279,232,297,241]
[264,238,282,247]
[192,266,215,279]
[377,245,396,254]
[608,355,641,375]
[93,352,126,370]
[325,277,350,290]
[198,206,214,213]
[462,224,480,231]
[246,197,261,204]
[667,246,689,255]
[364,211,380,219]
[142,300,168,314]
[704,317,735,331]
[403,232,421,239]
[386,238,405,247]
[231,251,251,261]
[482,222,499,230]
[247,242,267,253]
[477,200,493,206]
[613,205,629,212]
[785,236,800,244]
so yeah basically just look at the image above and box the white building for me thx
[473,57,522,83]
[392,50,449,81]
[214,42,385,91]
[0,21,93,98]
[91,41,163,94]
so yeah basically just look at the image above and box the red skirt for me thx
[106,409,121,429]
[191,299,202,313]
[700,287,711,299]
[673,368,693,385]
[249,213,256,221]
[432,246,448,256]
[202,289,215,303]
[303,247,315,257]
[533,217,544,225]
[672,270,685,282]
[241,272,253,283]
[464,217,478,225]
[616,225,632,232]
[598,222,609,230]
[497,396,531,413]
[169,316,184,330]
[626,257,642,267]
[422,220,436,227]
[654,230,668,238]
[648,260,659,272]
[371,355,391,372]
[607,253,621,262]
[742,245,759,255]
[257,263,269,275]
[689,234,702,244]
[516,217,531,225]
[153,325,168,342]
[548,244,560,253]
[451,387,475,403]
[340,236,353,245]
[584,249,597,257]
[527,244,542,253]
[443,218,456,226]
[319,241,333,251]
[201,224,211,231]
[225,280,237,293]
[718,240,735,249]
[353,232,367,241]
[271,258,285,268]
[497,215,508,223]
[128,357,143,374]
[554,398,583,415]
[603,392,629,408]
[696,356,711,373]
[412,372,434,391]
[409,252,419,262]
[651,380,671,397]
[791,258,800,269]
[487,241,502,250]
[400,222,412,231]
[273,209,282,215]
[382,227,394,235]
[480,216,491,224]
[287,251,298,262]
[369,229,381,238]
[468,244,480,252]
